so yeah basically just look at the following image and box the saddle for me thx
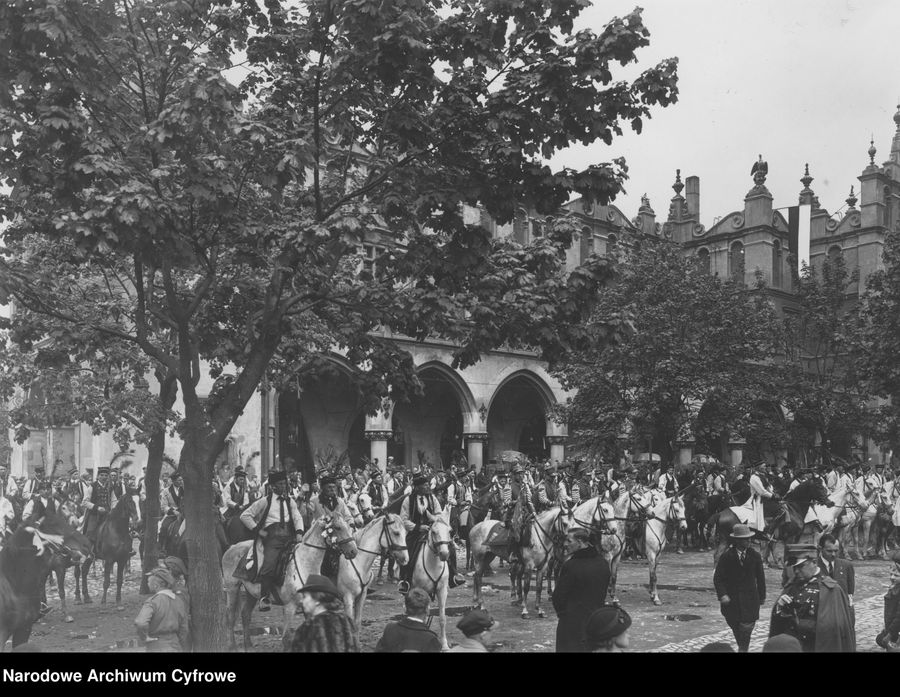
[232,540,294,605]
[483,524,518,563]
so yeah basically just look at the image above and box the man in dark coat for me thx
[552,527,610,652]
[817,533,855,627]
[375,588,442,652]
[713,523,766,652]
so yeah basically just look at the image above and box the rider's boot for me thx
[258,579,272,612]
[397,564,411,595]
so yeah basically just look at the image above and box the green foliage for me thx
[555,237,778,460]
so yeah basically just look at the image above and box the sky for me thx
[549,0,900,225]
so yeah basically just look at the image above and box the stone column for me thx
[464,433,488,473]
[364,431,392,475]
[676,439,694,467]
[547,436,567,465]
[729,438,746,469]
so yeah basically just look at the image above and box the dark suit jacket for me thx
[713,545,766,624]
[818,557,854,596]
[375,617,442,653]
[552,547,610,652]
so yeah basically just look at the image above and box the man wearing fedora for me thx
[769,543,855,652]
[713,523,766,652]
[375,588,442,652]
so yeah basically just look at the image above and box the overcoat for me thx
[712,545,766,624]
[552,546,610,653]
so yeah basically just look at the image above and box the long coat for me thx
[552,547,610,653]
[817,557,854,597]
[712,545,766,625]
[375,617,442,653]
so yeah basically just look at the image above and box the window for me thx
[772,240,783,288]
[697,247,710,274]
[580,226,594,263]
[514,208,528,244]
[607,234,618,255]
[360,243,385,276]
[729,241,745,281]
[531,219,543,239]
[827,244,842,261]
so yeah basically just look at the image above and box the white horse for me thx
[637,492,687,606]
[845,485,878,559]
[337,514,409,642]
[411,508,453,650]
[568,495,619,600]
[0,496,15,541]
[510,506,570,619]
[221,515,358,650]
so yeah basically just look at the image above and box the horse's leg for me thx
[520,565,532,619]
[438,580,449,651]
[57,566,73,623]
[240,587,254,651]
[534,565,545,618]
[282,600,297,638]
[472,550,484,609]
[509,561,521,606]
[101,558,112,604]
[608,549,622,604]
[82,558,93,603]
[648,546,661,605]
[225,582,239,650]
[115,558,126,608]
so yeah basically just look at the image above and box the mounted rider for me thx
[222,466,253,519]
[158,471,185,551]
[535,464,562,512]
[20,465,45,500]
[657,463,678,498]
[398,473,465,594]
[239,470,304,611]
[708,464,729,512]
[740,461,777,535]
[309,474,355,579]
[83,466,118,542]
[505,465,536,559]
[109,468,125,500]
[22,479,57,525]
[0,464,18,499]
[358,468,389,522]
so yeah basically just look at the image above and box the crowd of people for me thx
[3,449,900,653]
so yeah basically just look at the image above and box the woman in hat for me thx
[288,575,359,653]
[447,609,496,653]
[584,606,631,653]
[134,567,189,652]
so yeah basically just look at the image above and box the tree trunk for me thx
[181,430,230,651]
[140,428,165,595]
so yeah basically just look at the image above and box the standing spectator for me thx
[769,543,855,652]
[713,523,766,652]
[876,550,900,651]
[446,609,496,653]
[288,575,359,653]
[375,588,441,652]
[583,606,631,653]
[552,527,611,652]
[817,533,854,625]
[134,568,189,652]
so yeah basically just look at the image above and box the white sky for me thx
[550,0,900,224]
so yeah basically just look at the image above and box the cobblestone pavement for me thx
[22,542,898,653]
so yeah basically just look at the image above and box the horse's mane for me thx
[784,479,826,502]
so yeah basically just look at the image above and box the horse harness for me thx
[345,515,408,592]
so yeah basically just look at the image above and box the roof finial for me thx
[869,136,877,166]
[751,154,768,186]
[894,101,900,129]
[672,169,684,196]
[846,185,858,210]
[800,163,813,190]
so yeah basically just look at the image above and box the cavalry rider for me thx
[109,468,125,499]
[22,479,57,524]
[20,465,45,500]
[535,464,562,512]
[83,466,118,542]
[505,465,536,560]
[398,473,466,594]
[832,461,854,494]
[708,464,729,513]
[740,461,778,536]
[222,466,253,519]
[359,468,389,522]
[309,473,355,578]
[657,462,678,498]
[158,471,185,551]
[239,470,304,611]
[492,470,512,519]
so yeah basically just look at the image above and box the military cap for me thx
[163,556,188,579]
[785,543,818,567]
[96,466,110,475]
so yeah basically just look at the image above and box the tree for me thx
[0,0,677,648]
[775,256,872,466]
[555,238,777,463]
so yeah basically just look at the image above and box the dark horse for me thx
[160,507,230,567]
[683,484,711,551]
[78,492,139,608]
[710,478,831,566]
[0,511,92,649]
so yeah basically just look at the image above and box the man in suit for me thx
[818,533,855,627]
[374,588,441,652]
[552,527,611,652]
[713,523,767,652]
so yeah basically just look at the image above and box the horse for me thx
[637,492,688,606]
[461,484,500,570]
[221,515,358,650]
[337,514,409,642]
[0,511,92,650]
[683,484,711,551]
[569,492,631,604]
[90,490,139,608]
[710,478,830,566]
[0,495,16,541]
[410,508,454,650]
[44,499,85,622]
[508,506,570,619]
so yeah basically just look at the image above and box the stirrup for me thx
[258,595,272,612]
[398,580,410,595]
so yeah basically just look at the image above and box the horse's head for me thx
[322,515,357,560]
[671,496,688,531]
[36,511,92,563]
[428,510,453,562]
[380,513,409,566]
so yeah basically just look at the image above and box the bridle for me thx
[346,515,409,591]
[289,518,356,590]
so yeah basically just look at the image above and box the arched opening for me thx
[392,365,467,471]
[580,225,594,262]
[729,240,745,282]
[772,240,783,288]
[697,247,710,274]
[487,373,554,462]
[827,244,842,262]
[606,233,618,256]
